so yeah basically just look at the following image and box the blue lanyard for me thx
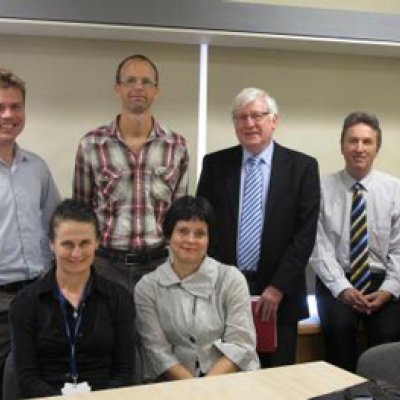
[57,279,92,384]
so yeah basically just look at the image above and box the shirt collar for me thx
[13,144,30,164]
[157,256,218,298]
[341,169,373,192]
[242,140,274,167]
[37,266,109,299]
[0,144,29,167]
[112,116,165,143]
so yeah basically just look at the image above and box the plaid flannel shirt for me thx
[73,117,189,250]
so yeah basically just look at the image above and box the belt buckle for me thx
[124,253,137,265]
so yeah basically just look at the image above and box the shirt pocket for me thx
[324,197,348,243]
[369,219,390,257]
[95,167,126,203]
[150,166,180,203]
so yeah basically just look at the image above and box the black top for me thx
[9,267,136,398]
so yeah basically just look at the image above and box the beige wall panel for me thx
[2,35,399,196]
[0,35,199,196]
[208,47,400,179]
[227,0,400,14]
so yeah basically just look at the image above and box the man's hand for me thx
[257,286,283,322]
[364,290,392,313]
[339,288,371,314]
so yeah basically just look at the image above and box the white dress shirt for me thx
[135,256,259,380]
[309,169,400,298]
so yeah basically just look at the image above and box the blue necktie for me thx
[349,182,371,293]
[238,157,263,272]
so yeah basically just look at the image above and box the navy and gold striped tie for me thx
[349,182,371,293]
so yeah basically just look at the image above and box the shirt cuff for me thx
[324,277,352,298]
[213,339,259,371]
[379,279,400,299]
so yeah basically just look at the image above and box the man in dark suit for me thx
[196,87,320,367]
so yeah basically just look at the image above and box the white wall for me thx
[1,34,399,199]
[0,35,199,196]
[208,46,400,179]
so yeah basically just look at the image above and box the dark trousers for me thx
[244,271,298,368]
[257,322,298,368]
[316,277,400,372]
[94,255,166,297]
[0,281,36,400]
[0,311,10,400]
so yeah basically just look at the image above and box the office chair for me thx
[356,342,400,387]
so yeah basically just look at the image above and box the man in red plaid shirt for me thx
[73,54,188,294]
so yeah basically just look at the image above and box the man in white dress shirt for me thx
[309,111,400,372]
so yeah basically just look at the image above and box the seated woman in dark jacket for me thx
[9,199,136,398]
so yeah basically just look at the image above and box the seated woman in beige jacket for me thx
[135,195,259,381]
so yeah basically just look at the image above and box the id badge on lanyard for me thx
[58,279,92,394]
[61,382,91,395]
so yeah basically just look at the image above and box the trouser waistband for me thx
[0,277,38,293]
[96,246,168,265]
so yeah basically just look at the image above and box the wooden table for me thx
[35,361,366,400]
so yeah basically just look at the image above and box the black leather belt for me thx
[0,277,38,293]
[96,246,168,265]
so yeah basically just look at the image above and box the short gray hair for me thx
[231,87,278,119]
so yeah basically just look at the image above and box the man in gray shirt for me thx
[309,111,400,372]
[0,68,60,393]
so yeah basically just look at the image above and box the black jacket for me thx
[9,267,135,398]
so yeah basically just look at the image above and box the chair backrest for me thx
[2,352,19,400]
[357,342,400,387]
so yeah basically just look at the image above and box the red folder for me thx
[251,296,277,353]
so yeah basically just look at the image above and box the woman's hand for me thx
[165,364,194,380]
[206,356,238,376]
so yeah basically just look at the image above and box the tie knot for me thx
[352,182,364,192]
[248,156,261,166]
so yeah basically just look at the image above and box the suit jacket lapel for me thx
[226,146,243,222]
[265,143,286,219]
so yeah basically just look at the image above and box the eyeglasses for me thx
[118,76,157,89]
[234,112,270,123]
